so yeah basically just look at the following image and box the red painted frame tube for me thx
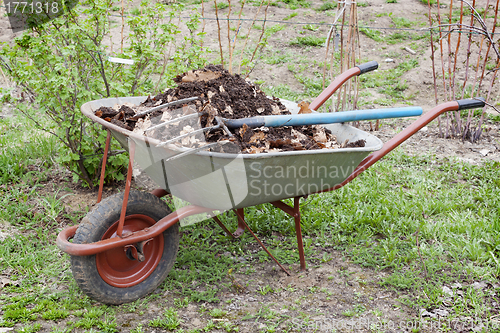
[308,67,361,111]
[271,197,306,271]
[116,139,136,237]
[56,205,214,256]
[316,101,460,194]
[97,130,112,204]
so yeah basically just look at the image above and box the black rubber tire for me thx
[70,190,179,305]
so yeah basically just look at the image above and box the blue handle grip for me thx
[262,107,423,127]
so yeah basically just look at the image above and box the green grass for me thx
[359,59,420,102]
[1,38,500,333]
[290,36,326,47]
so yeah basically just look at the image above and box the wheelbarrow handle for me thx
[308,61,379,111]
[314,97,486,195]
[223,106,423,129]
[457,98,486,110]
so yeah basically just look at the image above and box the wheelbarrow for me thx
[56,61,486,305]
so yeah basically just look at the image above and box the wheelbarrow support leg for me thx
[212,209,247,239]
[271,197,307,271]
[117,139,136,237]
[233,209,291,276]
[97,130,112,204]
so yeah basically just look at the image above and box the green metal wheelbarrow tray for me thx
[56,61,486,304]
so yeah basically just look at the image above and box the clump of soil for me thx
[94,65,365,153]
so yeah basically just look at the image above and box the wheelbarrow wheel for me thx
[70,190,179,305]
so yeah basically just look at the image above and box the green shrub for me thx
[0,0,207,187]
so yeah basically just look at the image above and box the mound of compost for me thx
[94,65,365,153]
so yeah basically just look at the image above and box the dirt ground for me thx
[1,0,500,331]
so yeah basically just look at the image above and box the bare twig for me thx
[214,0,225,68]
[249,0,271,65]
[238,0,264,74]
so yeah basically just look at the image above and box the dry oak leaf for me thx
[298,101,312,114]
[249,131,266,143]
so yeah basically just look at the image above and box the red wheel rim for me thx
[96,214,164,288]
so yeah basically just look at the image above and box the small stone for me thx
[479,149,490,156]
[385,58,394,63]
[442,286,453,296]
[434,309,449,317]
[471,281,488,290]
[404,47,417,55]
[421,126,428,132]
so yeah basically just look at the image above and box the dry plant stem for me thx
[323,29,333,90]
[214,0,224,68]
[451,1,464,135]
[353,3,360,111]
[323,4,345,90]
[229,0,246,73]
[201,0,206,48]
[460,0,500,59]
[472,58,499,141]
[249,0,271,65]
[237,0,264,74]
[446,0,453,101]
[461,2,475,99]
[120,0,124,53]
[336,8,346,112]
[477,0,499,89]
[469,1,489,104]
[227,0,233,74]
[428,0,441,136]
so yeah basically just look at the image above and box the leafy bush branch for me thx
[0,0,207,187]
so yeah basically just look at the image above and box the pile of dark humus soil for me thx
[94,65,365,153]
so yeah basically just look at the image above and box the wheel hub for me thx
[96,214,164,288]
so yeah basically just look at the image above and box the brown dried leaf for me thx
[182,70,221,82]
[224,105,233,115]
[292,129,308,141]
[249,131,266,143]
[298,101,312,114]
[291,142,306,150]
[204,104,218,125]
[133,117,152,134]
[269,138,291,148]
[312,125,328,143]
[239,123,249,136]
[271,105,281,115]
[247,146,266,154]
